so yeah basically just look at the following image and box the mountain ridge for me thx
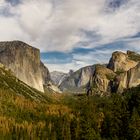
[59,65,95,92]
[0,40,140,95]
[59,50,140,95]
[50,71,68,86]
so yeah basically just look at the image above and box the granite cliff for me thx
[59,50,140,95]
[107,51,140,93]
[107,51,138,72]
[59,65,95,92]
[0,41,50,92]
[1,41,140,95]
[91,64,116,94]
[50,71,68,86]
[92,50,140,94]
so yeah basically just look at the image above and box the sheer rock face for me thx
[128,63,140,88]
[48,50,140,94]
[108,51,138,72]
[116,63,140,93]
[91,65,116,93]
[106,51,140,93]
[0,41,50,92]
[59,65,95,92]
[40,61,50,85]
[50,71,68,86]
[91,51,140,94]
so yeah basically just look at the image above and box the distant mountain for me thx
[90,50,140,95]
[50,71,68,86]
[59,65,95,93]
[59,50,140,95]
[107,51,140,93]
[1,41,140,96]
[0,41,50,92]
[107,50,138,72]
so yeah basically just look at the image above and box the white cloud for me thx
[97,1,140,42]
[46,60,86,73]
[45,49,114,72]
[0,16,29,41]
[0,0,139,52]
[0,0,4,4]
[124,38,140,52]
[0,0,140,72]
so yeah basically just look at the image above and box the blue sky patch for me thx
[41,52,73,64]
[41,37,140,68]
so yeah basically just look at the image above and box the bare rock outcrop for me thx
[116,62,140,93]
[50,71,68,86]
[89,51,140,94]
[108,51,138,72]
[0,41,50,92]
[59,65,95,92]
[40,61,50,85]
[91,64,116,94]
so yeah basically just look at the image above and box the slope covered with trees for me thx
[0,60,140,140]
[0,67,140,139]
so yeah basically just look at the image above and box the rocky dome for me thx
[108,51,138,72]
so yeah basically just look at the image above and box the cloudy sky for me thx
[0,0,140,72]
